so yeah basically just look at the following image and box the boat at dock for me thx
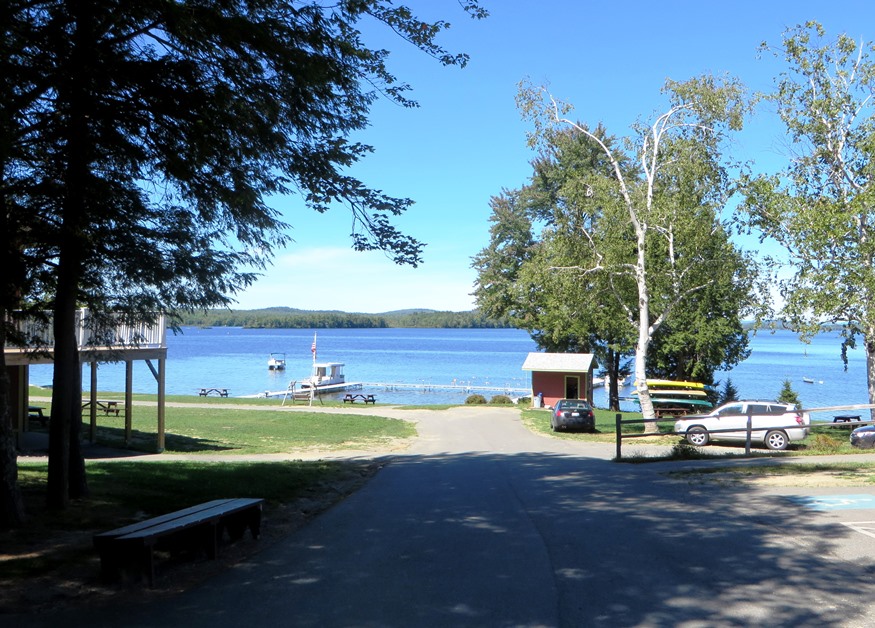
[300,362,350,391]
[267,353,286,370]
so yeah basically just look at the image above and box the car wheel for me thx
[765,430,789,451]
[685,426,709,446]
[551,419,559,432]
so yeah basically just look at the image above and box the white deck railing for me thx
[8,309,166,350]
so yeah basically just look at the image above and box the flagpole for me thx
[310,332,317,406]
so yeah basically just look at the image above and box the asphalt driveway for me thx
[12,406,875,627]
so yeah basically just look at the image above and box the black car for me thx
[850,425,875,449]
[551,399,595,432]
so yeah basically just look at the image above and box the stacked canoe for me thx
[631,379,714,416]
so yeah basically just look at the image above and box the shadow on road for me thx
[15,450,872,627]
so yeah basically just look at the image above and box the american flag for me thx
[311,333,317,360]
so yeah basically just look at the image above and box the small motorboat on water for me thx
[268,353,286,370]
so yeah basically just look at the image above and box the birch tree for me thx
[517,76,750,423]
[743,22,875,417]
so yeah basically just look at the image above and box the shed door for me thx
[565,376,580,399]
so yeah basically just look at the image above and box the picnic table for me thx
[81,399,122,416]
[199,388,229,397]
[834,414,863,424]
[343,393,376,404]
[28,406,48,427]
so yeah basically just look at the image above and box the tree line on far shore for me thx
[175,307,512,329]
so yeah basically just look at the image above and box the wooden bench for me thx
[199,388,229,397]
[343,393,376,404]
[93,497,263,586]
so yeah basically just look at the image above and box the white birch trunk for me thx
[867,336,875,422]
[634,234,657,430]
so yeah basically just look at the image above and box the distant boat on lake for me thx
[267,352,286,370]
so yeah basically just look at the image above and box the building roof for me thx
[521,352,596,373]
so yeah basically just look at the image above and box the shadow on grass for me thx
[93,426,236,456]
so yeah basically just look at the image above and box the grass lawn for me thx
[5,390,417,608]
[90,407,415,454]
[27,387,416,454]
[522,407,678,446]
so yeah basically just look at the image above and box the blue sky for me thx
[233,0,875,313]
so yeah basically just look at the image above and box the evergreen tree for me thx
[2,0,485,517]
[777,379,802,409]
[718,378,740,405]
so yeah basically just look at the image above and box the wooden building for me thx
[5,309,168,451]
[521,352,597,409]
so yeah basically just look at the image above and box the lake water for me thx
[27,326,871,418]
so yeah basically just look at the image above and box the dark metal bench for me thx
[343,393,376,404]
[199,387,229,397]
[93,497,263,585]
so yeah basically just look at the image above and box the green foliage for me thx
[668,442,709,460]
[718,378,740,405]
[465,394,487,405]
[743,22,875,379]
[477,81,756,413]
[777,379,802,409]
[489,395,514,405]
[3,0,486,512]
[175,307,511,329]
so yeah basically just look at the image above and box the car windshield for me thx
[716,404,743,416]
[561,400,590,409]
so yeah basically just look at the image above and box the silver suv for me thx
[674,401,810,450]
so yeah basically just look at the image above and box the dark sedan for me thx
[551,399,595,433]
[850,425,875,449]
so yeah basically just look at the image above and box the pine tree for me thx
[777,380,802,409]
[718,378,740,405]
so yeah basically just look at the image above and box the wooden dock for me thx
[241,381,528,399]
[359,382,529,395]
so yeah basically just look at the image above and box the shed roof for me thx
[521,352,596,373]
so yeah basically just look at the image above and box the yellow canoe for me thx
[635,379,706,390]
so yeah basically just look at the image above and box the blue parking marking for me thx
[786,494,875,511]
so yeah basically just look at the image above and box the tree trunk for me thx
[0,336,26,528]
[867,336,875,423]
[635,257,657,430]
[46,0,92,508]
[606,348,621,412]
[47,299,75,509]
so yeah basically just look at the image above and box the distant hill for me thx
[249,306,443,316]
[174,307,511,329]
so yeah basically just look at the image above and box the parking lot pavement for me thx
[12,407,875,627]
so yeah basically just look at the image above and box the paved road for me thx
[13,406,875,627]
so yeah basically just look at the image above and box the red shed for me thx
[522,353,597,409]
